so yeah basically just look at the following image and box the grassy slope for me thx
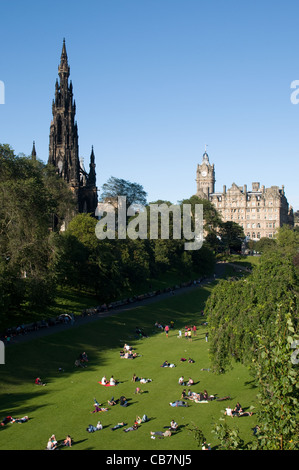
[0,283,258,450]
[0,267,209,333]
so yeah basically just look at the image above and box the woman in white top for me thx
[178,376,184,385]
[101,376,107,385]
[110,376,116,386]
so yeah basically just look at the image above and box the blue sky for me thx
[1,0,298,210]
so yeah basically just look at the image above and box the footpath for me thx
[6,261,242,346]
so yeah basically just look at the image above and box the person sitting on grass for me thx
[46,435,57,450]
[178,376,185,386]
[135,387,142,394]
[109,376,117,386]
[233,402,243,415]
[169,420,178,431]
[181,389,188,400]
[119,396,128,407]
[63,435,72,447]
[79,352,88,365]
[161,360,169,368]
[35,377,46,386]
[101,376,107,385]
[187,377,194,386]
[224,406,234,417]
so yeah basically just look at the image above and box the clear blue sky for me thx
[1,0,298,210]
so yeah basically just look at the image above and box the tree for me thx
[179,195,222,236]
[207,253,298,372]
[219,221,245,254]
[254,237,276,253]
[100,176,147,208]
[0,144,75,325]
[250,309,299,450]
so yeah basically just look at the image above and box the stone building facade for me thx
[196,150,294,240]
[48,39,98,215]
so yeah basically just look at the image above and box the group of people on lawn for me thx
[2,322,254,449]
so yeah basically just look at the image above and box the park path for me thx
[7,262,230,346]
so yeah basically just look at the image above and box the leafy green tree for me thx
[206,248,298,372]
[254,236,276,253]
[219,221,245,254]
[211,419,245,450]
[0,144,75,325]
[187,422,206,449]
[100,176,147,207]
[250,309,299,450]
[179,195,222,236]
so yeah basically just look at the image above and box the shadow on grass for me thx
[0,286,211,419]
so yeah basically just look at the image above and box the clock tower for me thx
[196,148,215,198]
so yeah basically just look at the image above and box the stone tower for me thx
[196,148,215,198]
[48,39,98,215]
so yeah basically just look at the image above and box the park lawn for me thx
[0,285,258,450]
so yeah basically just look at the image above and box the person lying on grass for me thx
[1,416,29,426]
[108,397,117,406]
[86,422,103,432]
[123,423,138,432]
[169,400,188,407]
[91,404,109,413]
[150,430,172,438]
[139,377,152,383]
[111,422,126,431]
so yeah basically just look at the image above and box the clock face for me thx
[201,171,207,177]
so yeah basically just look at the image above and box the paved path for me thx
[7,262,229,346]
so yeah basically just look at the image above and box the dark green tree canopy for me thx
[100,176,147,207]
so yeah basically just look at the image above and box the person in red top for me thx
[35,377,46,386]
[1,416,13,426]
[165,325,169,337]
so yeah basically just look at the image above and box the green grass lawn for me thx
[0,284,258,450]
